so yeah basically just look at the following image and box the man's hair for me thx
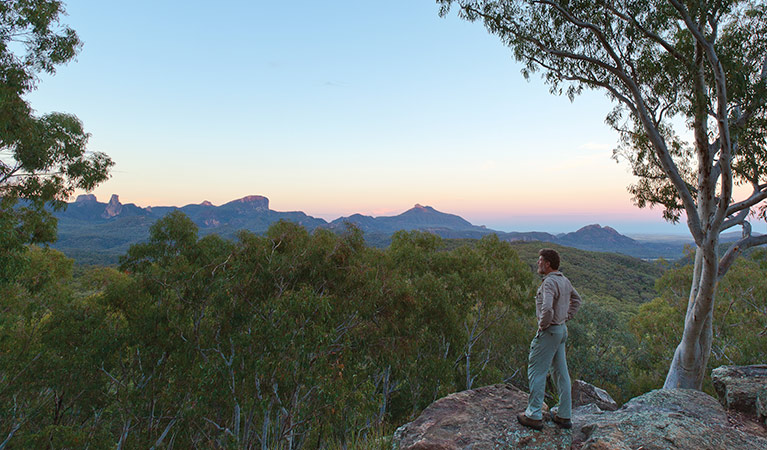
[539,248,560,270]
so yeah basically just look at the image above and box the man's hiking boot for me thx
[517,412,544,430]
[552,414,572,429]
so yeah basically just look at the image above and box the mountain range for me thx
[52,194,693,265]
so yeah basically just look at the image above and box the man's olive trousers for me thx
[524,323,572,420]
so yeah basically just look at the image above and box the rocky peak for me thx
[101,194,123,219]
[75,194,98,203]
[224,195,269,211]
[200,200,214,207]
[561,224,635,245]
[394,204,474,231]
[576,224,618,234]
[239,195,268,203]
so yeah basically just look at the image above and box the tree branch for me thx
[476,4,704,237]
[718,232,767,280]
[527,55,638,110]
[720,209,748,232]
[726,187,767,216]
[0,422,22,450]
[534,1,620,59]
[603,3,688,64]
[729,55,767,130]
[669,0,734,231]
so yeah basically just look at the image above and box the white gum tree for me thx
[437,0,767,389]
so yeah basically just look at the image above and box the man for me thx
[517,248,582,430]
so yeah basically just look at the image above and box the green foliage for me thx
[438,0,767,390]
[0,246,120,448]
[1,215,536,448]
[0,0,113,281]
[5,212,765,447]
[567,296,640,403]
[628,256,767,395]
[509,241,664,303]
[439,0,767,223]
[627,296,683,395]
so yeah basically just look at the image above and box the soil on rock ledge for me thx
[725,409,767,439]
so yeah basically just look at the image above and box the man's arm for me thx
[538,279,556,330]
[567,287,582,321]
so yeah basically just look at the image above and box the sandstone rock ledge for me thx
[393,384,568,450]
[573,388,766,449]
[392,384,767,450]
[712,364,767,423]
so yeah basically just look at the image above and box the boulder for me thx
[393,384,767,450]
[573,388,767,449]
[711,365,767,421]
[572,380,619,411]
[392,384,570,450]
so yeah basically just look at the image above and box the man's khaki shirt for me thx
[535,271,582,330]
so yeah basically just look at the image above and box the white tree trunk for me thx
[664,313,713,389]
[664,243,717,389]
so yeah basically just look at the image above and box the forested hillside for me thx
[507,242,665,304]
[2,215,765,448]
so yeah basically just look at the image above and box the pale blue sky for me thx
[25,0,706,234]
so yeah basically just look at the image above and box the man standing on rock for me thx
[518,248,582,430]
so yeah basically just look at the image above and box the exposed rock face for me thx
[573,388,766,449]
[75,194,98,203]
[393,384,568,450]
[572,380,618,411]
[101,194,123,218]
[392,384,767,450]
[712,365,767,423]
[759,386,767,424]
[229,195,269,210]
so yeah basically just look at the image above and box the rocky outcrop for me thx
[223,195,269,211]
[102,194,123,218]
[572,380,618,411]
[393,384,569,450]
[712,364,767,424]
[573,388,766,449]
[392,384,767,450]
[75,194,98,203]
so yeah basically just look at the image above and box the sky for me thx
[24,0,710,235]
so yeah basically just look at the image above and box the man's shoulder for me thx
[545,271,574,286]
[544,271,565,280]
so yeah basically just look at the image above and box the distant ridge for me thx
[327,203,486,234]
[52,194,690,264]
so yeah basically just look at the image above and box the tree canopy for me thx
[1,0,113,279]
[3,217,763,447]
[438,0,767,388]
